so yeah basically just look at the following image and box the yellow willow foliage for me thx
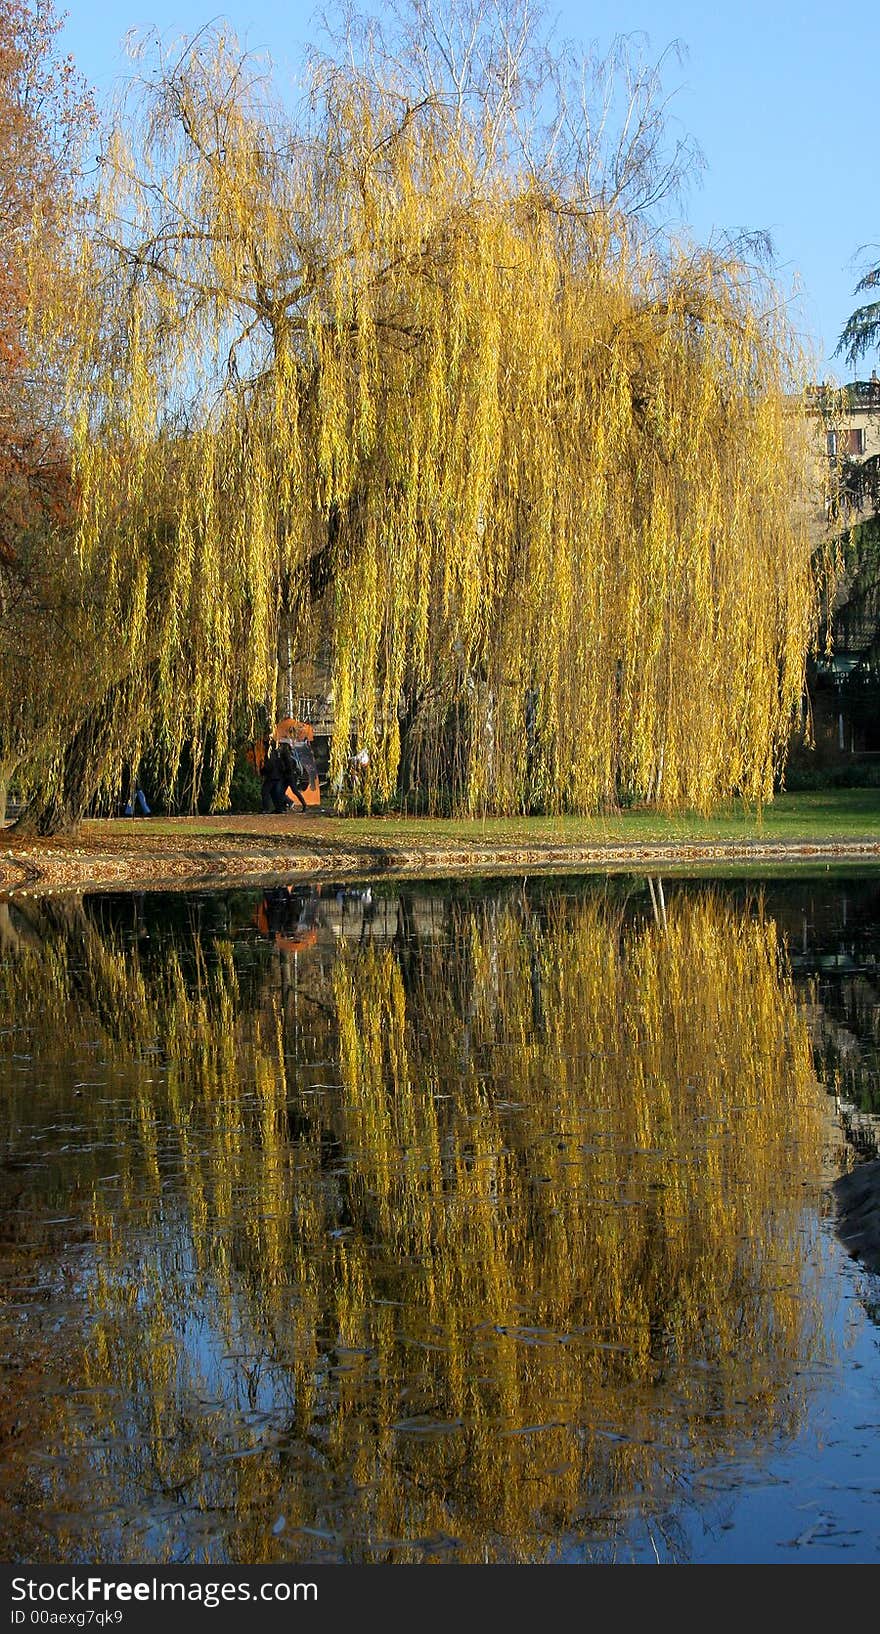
[45,27,821,817]
[0,883,829,1562]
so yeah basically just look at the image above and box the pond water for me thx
[1,872,880,1565]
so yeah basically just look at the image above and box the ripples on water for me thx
[1,874,879,1564]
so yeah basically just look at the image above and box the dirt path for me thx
[3,813,880,893]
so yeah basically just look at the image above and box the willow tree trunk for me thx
[13,782,88,836]
[12,686,129,835]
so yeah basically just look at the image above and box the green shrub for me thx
[227,749,262,812]
[781,758,880,791]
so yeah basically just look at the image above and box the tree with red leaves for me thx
[0,0,93,820]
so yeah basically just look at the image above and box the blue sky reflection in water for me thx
[1,873,880,1563]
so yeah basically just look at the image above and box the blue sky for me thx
[59,1,879,376]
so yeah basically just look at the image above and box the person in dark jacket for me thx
[261,738,308,813]
[260,742,287,813]
[276,738,308,809]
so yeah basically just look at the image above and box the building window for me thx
[827,430,837,458]
[847,427,866,456]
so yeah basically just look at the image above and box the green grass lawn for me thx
[84,789,880,846]
[325,790,880,844]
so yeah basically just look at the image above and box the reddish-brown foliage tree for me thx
[0,1,93,816]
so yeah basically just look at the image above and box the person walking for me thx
[122,773,151,817]
[260,740,286,813]
[277,737,309,810]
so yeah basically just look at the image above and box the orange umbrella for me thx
[274,718,314,743]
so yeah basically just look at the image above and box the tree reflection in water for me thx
[0,882,827,1563]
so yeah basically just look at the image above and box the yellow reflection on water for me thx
[0,886,827,1562]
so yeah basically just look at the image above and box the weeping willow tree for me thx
[30,0,819,827]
